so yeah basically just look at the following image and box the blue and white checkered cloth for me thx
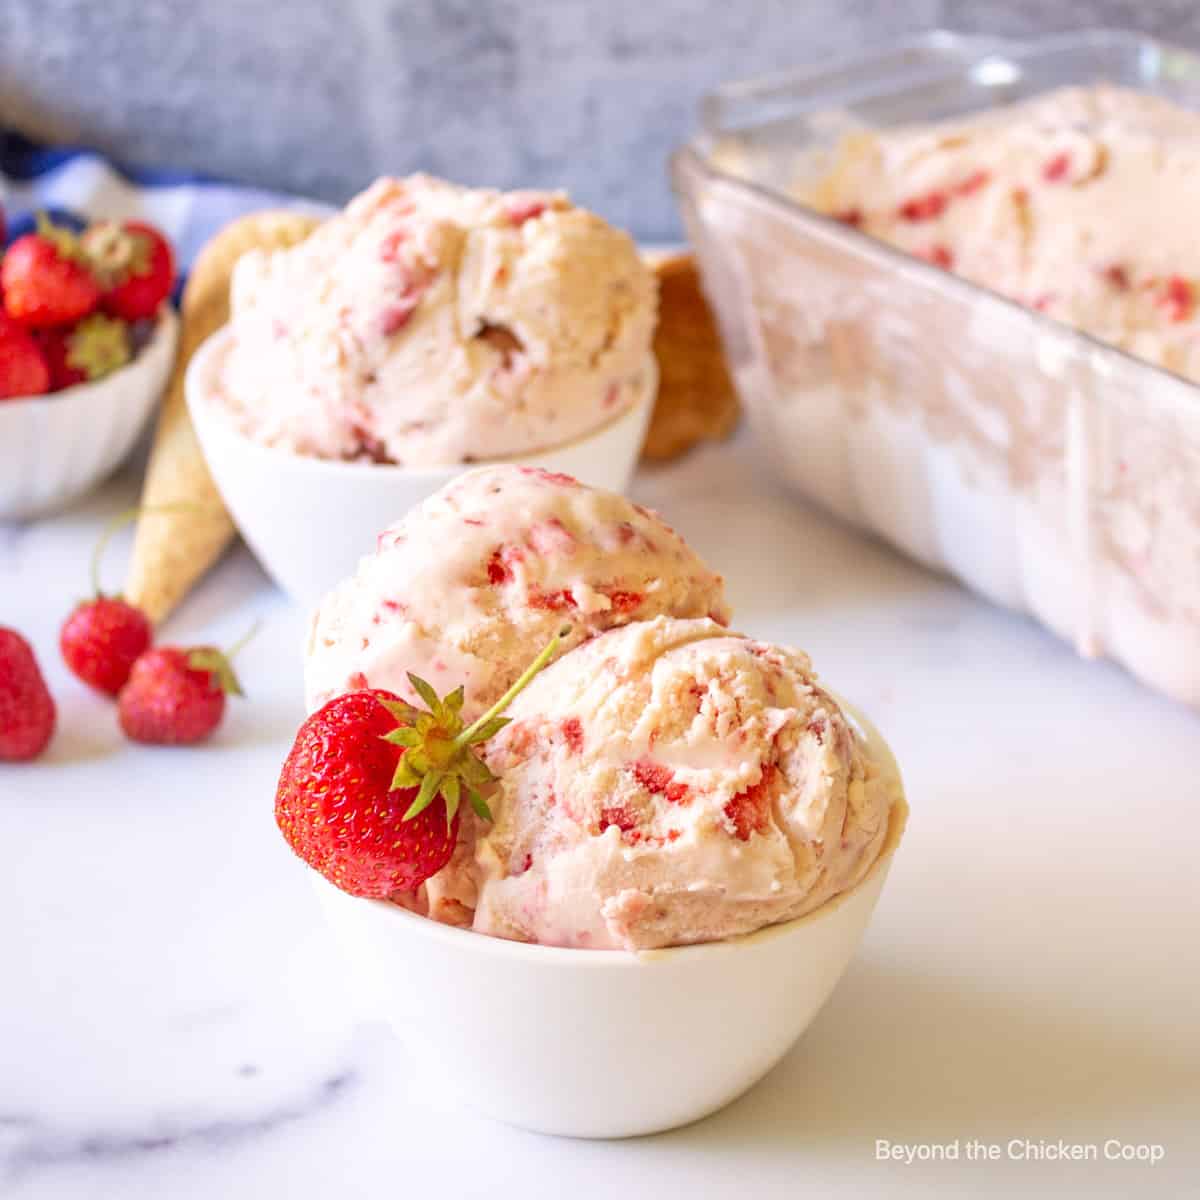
[0,130,325,301]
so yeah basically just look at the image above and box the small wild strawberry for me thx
[275,626,569,897]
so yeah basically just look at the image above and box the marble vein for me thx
[1,1070,357,1186]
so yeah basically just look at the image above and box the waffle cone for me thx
[124,210,323,622]
[643,250,739,460]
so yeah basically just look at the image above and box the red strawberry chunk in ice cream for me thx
[599,802,642,842]
[528,587,577,612]
[897,190,948,221]
[1159,275,1194,322]
[518,467,580,487]
[507,199,547,225]
[604,589,643,615]
[919,244,954,269]
[1042,151,1072,182]
[723,764,776,841]
[954,169,991,196]
[561,716,584,754]
[631,758,690,805]
[1104,264,1131,290]
[486,550,512,585]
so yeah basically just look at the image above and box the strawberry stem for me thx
[89,503,193,598]
[90,506,141,596]
[224,618,263,660]
[451,624,571,752]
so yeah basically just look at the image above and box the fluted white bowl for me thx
[0,308,178,520]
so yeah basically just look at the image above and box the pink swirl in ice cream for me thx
[471,617,898,949]
[305,465,731,719]
[214,176,657,463]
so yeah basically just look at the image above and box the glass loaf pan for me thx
[673,30,1200,707]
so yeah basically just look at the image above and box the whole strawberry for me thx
[276,689,463,896]
[62,598,150,696]
[60,508,154,695]
[38,314,131,391]
[0,628,56,762]
[0,313,50,399]
[276,627,569,897]
[81,220,175,322]
[2,216,101,328]
[118,638,249,745]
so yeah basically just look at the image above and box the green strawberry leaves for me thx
[187,648,244,697]
[377,625,572,831]
[185,619,262,698]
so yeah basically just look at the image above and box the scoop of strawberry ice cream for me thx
[212,175,657,463]
[304,466,731,722]
[471,617,900,950]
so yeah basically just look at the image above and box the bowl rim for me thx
[186,324,657,480]
[314,776,908,969]
[0,306,179,412]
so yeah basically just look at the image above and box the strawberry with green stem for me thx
[118,621,259,745]
[60,507,156,695]
[275,626,570,897]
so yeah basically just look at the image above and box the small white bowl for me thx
[311,706,907,1139]
[186,327,656,607]
[0,308,179,521]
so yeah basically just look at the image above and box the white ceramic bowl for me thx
[0,308,179,520]
[311,707,907,1139]
[186,327,656,607]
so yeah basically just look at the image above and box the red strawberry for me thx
[276,689,464,896]
[60,508,154,695]
[81,220,175,322]
[275,627,569,897]
[0,628,56,762]
[38,314,131,391]
[0,313,50,399]
[2,218,101,328]
[62,598,151,696]
[118,643,245,745]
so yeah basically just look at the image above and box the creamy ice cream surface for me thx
[801,85,1200,380]
[305,465,731,719]
[213,175,657,463]
[472,617,899,950]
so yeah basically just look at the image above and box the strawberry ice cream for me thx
[800,85,1200,379]
[210,175,657,464]
[305,465,731,719]
[471,617,900,950]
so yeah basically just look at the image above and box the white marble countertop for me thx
[2,432,1197,1198]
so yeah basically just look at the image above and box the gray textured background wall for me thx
[3,1,1198,238]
